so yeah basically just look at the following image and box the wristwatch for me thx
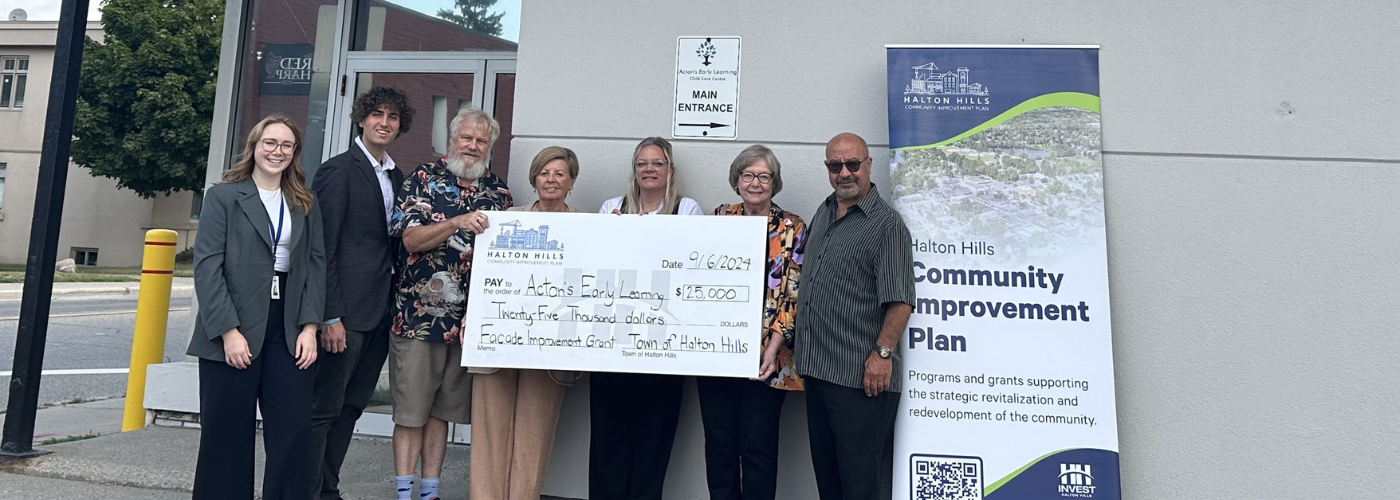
[875,345,893,359]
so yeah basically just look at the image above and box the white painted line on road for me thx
[0,307,191,321]
[0,368,129,377]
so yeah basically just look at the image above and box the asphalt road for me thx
[0,294,194,411]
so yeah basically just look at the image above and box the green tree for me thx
[72,0,223,197]
[437,0,504,36]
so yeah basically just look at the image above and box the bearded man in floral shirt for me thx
[385,106,510,500]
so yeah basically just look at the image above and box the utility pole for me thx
[1,0,90,457]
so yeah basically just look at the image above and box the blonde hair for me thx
[621,137,681,214]
[528,146,580,188]
[222,114,314,213]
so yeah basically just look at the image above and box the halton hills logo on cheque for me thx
[1057,463,1095,498]
[485,220,564,261]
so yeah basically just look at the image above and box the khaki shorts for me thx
[388,334,472,426]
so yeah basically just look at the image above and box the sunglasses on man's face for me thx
[825,157,866,174]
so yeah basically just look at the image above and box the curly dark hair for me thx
[351,86,415,137]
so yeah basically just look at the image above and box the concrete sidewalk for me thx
[4,426,473,499]
[0,471,190,500]
[0,399,580,500]
[0,277,194,300]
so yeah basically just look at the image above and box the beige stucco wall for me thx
[0,21,195,266]
[510,1,1400,500]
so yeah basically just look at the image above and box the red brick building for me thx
[235,0,517,180]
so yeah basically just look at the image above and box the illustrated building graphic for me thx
[906,62,989,96]
[492,221,562,250]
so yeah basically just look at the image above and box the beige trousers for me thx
[469,369,566,500]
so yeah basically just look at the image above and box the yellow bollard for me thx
[121,229,179,432]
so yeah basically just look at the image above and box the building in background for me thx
[0,20,197,267]
[1,0,514,267]
[214,0,518,187]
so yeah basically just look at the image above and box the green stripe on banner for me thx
[898,92,1101,151]
[983,448,1076,496]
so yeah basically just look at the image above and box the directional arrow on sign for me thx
[678,122,730,129]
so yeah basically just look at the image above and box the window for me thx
[190,190,203,220]
[72,247,99,266]
[1,56,29,109]
[0,163,6,209]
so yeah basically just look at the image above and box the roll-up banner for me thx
[886,45,1120,500]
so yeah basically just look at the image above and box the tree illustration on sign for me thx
[696,38,717,66]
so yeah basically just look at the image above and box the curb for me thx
[0,286,194,301]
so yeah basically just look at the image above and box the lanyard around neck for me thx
[268,195,285,250]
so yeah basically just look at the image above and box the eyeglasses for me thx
[824,157,866,174]
[739,172,773,185]
[634,160,669,170]
[260,139,296,154]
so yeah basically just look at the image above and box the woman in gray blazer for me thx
[186,114,326,500]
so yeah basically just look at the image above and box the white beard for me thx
[445,154,487,180]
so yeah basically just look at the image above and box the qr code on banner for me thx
[910,454,983,500]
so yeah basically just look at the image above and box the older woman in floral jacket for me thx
[697,144,806,500]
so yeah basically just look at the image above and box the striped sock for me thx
[419,477,440,500]
[395,475,414,500]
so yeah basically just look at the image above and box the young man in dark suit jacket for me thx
[308,86,414,500]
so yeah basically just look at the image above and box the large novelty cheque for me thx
[461,211,767,378]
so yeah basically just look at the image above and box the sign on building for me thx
[672,36,740,140]
[886,45,1118,500]
[259,43,314,96]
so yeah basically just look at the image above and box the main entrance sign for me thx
[672,36,741,140]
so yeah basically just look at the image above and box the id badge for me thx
[271,275,281,300]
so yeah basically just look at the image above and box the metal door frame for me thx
[324,52,519,161]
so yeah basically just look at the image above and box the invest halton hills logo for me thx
[904,62,989,96]
[1057,463,1095,498]
[696,38,718,66]
[489,221,562,251]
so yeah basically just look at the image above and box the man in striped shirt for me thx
[795,132,916,500]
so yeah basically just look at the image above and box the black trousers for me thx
[308,316,390,500]
[589,372,684,500]
[696,376,788,500]
[193,297,314,500]
[805,377,898,500]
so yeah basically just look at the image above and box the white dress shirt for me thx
[257,187,293,272]
[598,196,703,215]
[355,136,396,228]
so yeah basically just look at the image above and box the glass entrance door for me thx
[328,52,516,442]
